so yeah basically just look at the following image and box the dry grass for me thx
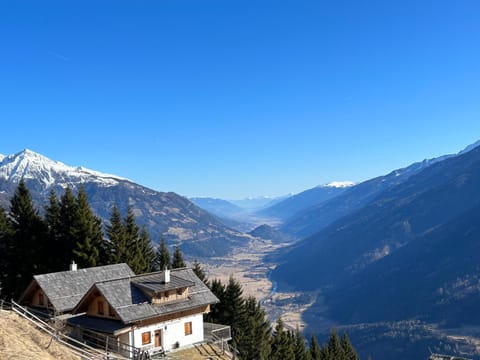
[167,343,232,360]
[0,310,81,360]
[201,239,280,301]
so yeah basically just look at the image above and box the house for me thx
[68,267,220,357]
[18,262,135,315]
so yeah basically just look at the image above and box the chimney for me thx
[70,261,77,271]
[162,268,171,283]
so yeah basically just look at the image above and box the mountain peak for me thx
[0,149,128,190]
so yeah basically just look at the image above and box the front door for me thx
[154,330,162,348]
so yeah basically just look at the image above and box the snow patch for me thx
[320,181,356,188]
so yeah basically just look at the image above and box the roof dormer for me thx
[132,270,195,304]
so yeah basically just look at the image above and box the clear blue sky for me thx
[1,0,479,199]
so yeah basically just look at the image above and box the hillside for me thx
[259,181,354,222]
[272,143,480,360]
[0,150,250,257]
[275,145,480,291]
[248,224,292,243]
[280,155,451,238]
[0,310,80,360]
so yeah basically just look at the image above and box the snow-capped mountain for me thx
[0,149,127,190]
[0,149,250,257]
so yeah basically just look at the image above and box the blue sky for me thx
[1,0,480,199]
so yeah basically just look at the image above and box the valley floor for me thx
[199,239,316,330]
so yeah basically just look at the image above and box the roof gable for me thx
[73,268,219,324]
[19,263,135,313]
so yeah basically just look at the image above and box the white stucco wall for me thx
[132,313,204,352]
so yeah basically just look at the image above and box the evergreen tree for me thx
[207,278,226,323]
[309,334,322,360]
[270,318,295,360]
[123,206,141,270]
[72,187,105,268]
[171,245,186,269]
[320,344,330,360]
[7,179,47,299]
[155,237,171,270]
[327,329,345,360]
[44,189,62,271]
[135,226,156,273]
[223,276,247,349]
[0,206,13,299]
[106,204,127,264]
[58,187,79,266]
[192,259,209,286]
[237,296,271,360]
[341,333,359,360]
[293,327,309,360]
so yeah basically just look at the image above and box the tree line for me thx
[192,265,362,360]
[0,179,186,300]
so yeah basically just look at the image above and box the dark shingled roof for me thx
[75,268,219,324]
[133,273,194,293]
[20,263,135,313]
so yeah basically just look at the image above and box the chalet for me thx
[19,263,224,358]
[68,267,220,357]
[18,262,135,315]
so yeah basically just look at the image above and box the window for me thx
[38,292,44,306]
[142,331,151,345]
[184,321,192,336]
[108,305,115,318]
[97,300,104,315]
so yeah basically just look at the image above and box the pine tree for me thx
[270,318,295,360]
[155,237,171,270]
[171,245,186,269]
[223,276,247,349]
[341,333,359,360]
[44,189,62,271]
[7,179,47,299]
[72,187,105,268]
[207,278,225,323]
[135,226,156,273]
[309,334,322,360]
[327,329,345,360]
[293,327,309,360]
[58,187,79,266]
[320,344,330,360]
[0,205,13,299]
[106,204,127,264]
[192,259,209,287]
[237,296,271,360]
[123,207,141,270]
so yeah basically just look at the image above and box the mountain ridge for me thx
[0,149,250,257]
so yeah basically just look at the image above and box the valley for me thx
[197,238,316,331]
[3,140,480,360]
